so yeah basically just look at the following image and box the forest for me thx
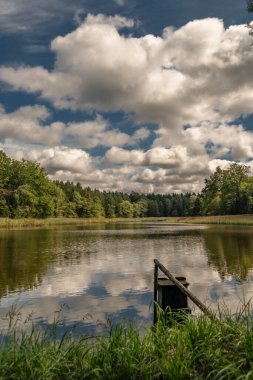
[1,150,253,219]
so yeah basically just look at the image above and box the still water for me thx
[0,222,253,335]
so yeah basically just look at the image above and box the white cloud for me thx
[1,15,253,192]
[6,140,253,193]
[0,105,64,146]
[184,122,253,161]
[0,105,148,150]
[105,146,208,173]
[1,16,252,127]
[66,116,149,149]
[105,147,146,165]
[13,146,93,175]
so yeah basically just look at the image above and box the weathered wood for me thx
[154,259,214,319]
[153,262,158,324]
[158,277,189,311]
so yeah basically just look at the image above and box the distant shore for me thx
[0,214,253,229]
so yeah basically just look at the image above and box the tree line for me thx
[1,150,253,218]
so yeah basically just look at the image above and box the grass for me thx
[0,217,105,229]
[163,214,253,226]
[1,214,253,230]
[1,307,253,379]
[0,216,170,229]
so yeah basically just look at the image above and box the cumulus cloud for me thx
[104,146,209,193]
[9,145,141,192]
[14,146,93,174]
[105,146,209,173]
[65,117,150,149]
[7,140,253,193]
[1,14,253,192]
[0,105,148,150]
[184,122,253,161]
[0,104,64,146]
[0,16,252,124]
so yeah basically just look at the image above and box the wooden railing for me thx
[153,259,215,324]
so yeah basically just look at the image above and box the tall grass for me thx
[1,214,253,230]
[0,217,108,229]
[166,214,253,226]
[0,217,169,230]
[1,306,253,379]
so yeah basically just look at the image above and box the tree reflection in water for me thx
[203,227,253,282]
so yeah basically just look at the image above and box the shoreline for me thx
[0,214,253,229]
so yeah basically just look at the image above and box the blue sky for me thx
[0,0,253,193]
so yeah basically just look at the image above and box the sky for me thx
[0,0,253,194]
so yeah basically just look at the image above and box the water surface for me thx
[1,222,253,335]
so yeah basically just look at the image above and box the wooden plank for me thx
[154,259,215,319]
[153,262,158,324]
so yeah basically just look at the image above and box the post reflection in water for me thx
[0,223,253,336]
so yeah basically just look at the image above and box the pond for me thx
[0,222,253,336]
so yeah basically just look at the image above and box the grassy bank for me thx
[0,216,169,229]
[1,214,253,229]
[0,217,106,229]
[164,214,253,225]
[1,309,253,379]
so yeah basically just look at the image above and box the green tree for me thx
[189,195,201,216]
[15,185,38,217]
[163,198,172,216]
[0,151,11,188]
[37,194,55,218]
[133,199,148,217]
[201,166,224,215]
[104,194,116,218]
[0,151,60,218]
[147,199,160,217]
[0,197,9,217]
[201,164,250,215]
[239,177,253,213]
[54,187,67,217]
[248,0,253,12]
[118,200,134,218]
[220,164,250,214]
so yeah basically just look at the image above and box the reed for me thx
[1,214,253,230]
[0,217,113,230]
[0,216,172,230]
[164,214,253,225]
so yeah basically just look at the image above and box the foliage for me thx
[201,164,251,215]
[0,151,62,218]
[248,0,253,12]
[118,200,134,218]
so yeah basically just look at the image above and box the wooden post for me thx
[154,259,215,319]
[157,277,189,311]
[153,262,158,324]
